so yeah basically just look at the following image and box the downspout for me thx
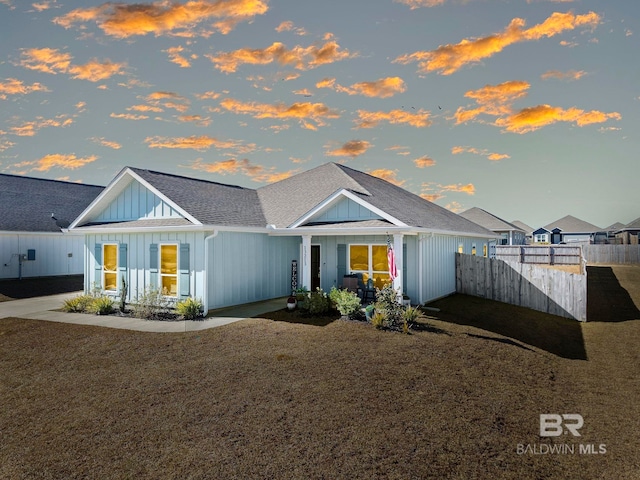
[202,230,218,316]
[418,234,425,305]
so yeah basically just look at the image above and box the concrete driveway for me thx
[0,292,286,332]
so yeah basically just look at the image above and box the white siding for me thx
[1,233,84,279]
[207,232,300,309]
[420,234,491,303]
[311,197,382,223]
[93,180,182,222]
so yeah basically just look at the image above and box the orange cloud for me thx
[91,137,121,149]
[195,90,221,100]
[110,112,148,120]
[0,139,16,152]
[53,0,268,38]
[414,156,436,168]
[9,115,73,136]
[421,182,475,201]
[540,69,587,81]
[145,135,254,153]
[454,80,530,124]
[206,40,357,73]
[451,145,510,161]
[275,20,307,35]
[165,45,193,68]
[395,11,600,74]
[18,153,98,172]
[325,140,371,158]
[369,169,405,187]
[189,158,295,183]
[220,98,340,129]
[0,78,49,99]
[127,104,163,112]
[440,183,475,195]
[354,108,431,128]
[495,104,622,134]
[177,114,211,126]
[394,0,446,8]
[317,76,406,98]
[19,48,125,82]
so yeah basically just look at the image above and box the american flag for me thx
[387,239,398,281]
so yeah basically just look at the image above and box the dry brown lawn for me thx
[1,266,639,479]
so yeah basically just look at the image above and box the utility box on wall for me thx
[27,249,36,261]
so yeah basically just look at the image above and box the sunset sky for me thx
[1,0,638,229]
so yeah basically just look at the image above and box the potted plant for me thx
[287,295,297,310]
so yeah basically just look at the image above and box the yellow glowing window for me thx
[458,244,464,253]
[160,245,178,296]
[103,244,118,291]
[472,244,477,256]
[349,244,392,290]
[483,245,488,257]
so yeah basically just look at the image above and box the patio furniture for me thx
[341,275,359,293]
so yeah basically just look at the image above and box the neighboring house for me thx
[615,217,640,244]
[458,207,526,245]
[511,220,534,244]
[69,163,497,314]
[532,215,602,244]
[0,174,103,280]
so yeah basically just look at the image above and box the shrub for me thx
[371,311,387,330]
[373,284,404,328]
[91,296,115,315]
[132,287,172,320]
[403,306,421,324]
[302,287,330,315]
[329,287,361,317]
[176,297,203,320]
[62,294,95,313]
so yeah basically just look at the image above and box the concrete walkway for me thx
[0,292,286,332]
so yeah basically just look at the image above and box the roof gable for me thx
[459,207,524,233]
[0,174,103,232]
[543,215,601,233]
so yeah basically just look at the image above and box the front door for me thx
[311,245,321,290]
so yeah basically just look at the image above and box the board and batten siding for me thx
[420,234,491,303]
[85,231,205,302]
[1,233,85,279]
[93,180,182,222]
[207,231,300,309]
[311,197,382,223]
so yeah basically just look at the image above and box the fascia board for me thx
[288,189,407,228]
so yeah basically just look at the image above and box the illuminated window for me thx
[103,244,118,291]
[160,244,178,296]
[483,245,488,257]
[472,244,477,256]
[349,244,391,289]
[458,244,464,253]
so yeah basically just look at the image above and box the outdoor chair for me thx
[341,275,359,293]
[357,274,376,303]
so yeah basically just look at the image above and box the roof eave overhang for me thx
[267,225,498,239]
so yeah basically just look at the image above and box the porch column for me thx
[393,233,404,295]
[301,235,312,291]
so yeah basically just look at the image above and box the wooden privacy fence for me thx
[456,253,587,321]
[495,245,583,266]
[583,245,640,265]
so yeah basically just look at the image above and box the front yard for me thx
[1,281,639,478]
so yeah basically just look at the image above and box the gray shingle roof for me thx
[257,163,495,236]
[621,217,640,230]
[511,220,534,234]
[458,207,524,233]
[129,168,266,227]
[0,174,103,232]
[543,215,602,233]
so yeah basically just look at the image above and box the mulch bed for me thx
[0,274,83,302]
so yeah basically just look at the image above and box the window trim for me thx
[159,242,179,297]
[348,243,391,288]
[102,243,119,292]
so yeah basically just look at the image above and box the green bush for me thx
[328,287,361,317]
[132,287,172,320]
[403,306,421,324]
[176,297,203,320]
[62,294,95,313]
[373,284,404,328]
[91,296,115,315]
[371,311,387,330]
[301,287,330,315]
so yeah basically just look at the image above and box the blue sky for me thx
[1,0,638,229]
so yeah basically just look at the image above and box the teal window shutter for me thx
[337,244,347,283]
[149,243,158,288]
[119,244,128,272]
[94,243,102,288]
[179,243,190,298]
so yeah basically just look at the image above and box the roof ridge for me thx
[128,166,253,190]
[0,172,104,188]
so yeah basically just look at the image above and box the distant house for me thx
[511,220,534,244]
[532,215,602,244]
[615,217,640,244]
[458,207,526,245]
[69,163,497,314]
[0,174,103,279]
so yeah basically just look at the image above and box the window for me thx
[160,244,178,296]
[349,244,391,289]
[534,233,548,243]
[458,244,464,253]
[472,244,477,256]
[483,244,488,257]
[103,244,118,291]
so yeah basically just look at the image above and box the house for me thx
[510,220,534,244]
[68,163,497,314]
[615,217,640,244]
[532,215,602,245]
[458,207,526,245]
[0,174,103,280]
